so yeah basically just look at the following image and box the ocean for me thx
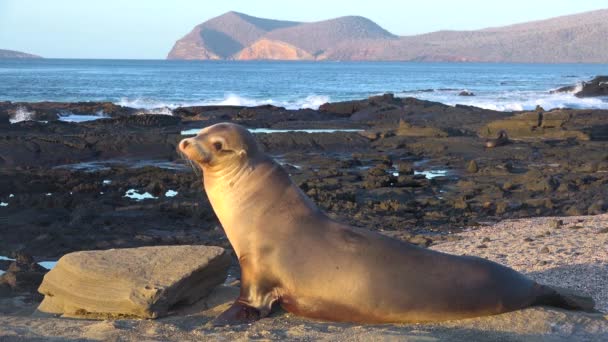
[0,59,607,111]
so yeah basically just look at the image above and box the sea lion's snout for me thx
[179,136,210,164]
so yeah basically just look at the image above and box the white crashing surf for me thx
[9,106,35,123]
[395,89,608,112]
[115,94,331,112]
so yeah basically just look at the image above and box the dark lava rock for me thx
[0,111,10,127]
[574,76,608,98]
[551,76,608,98]
[458,91,475,96]
[84,114,181,128]
[0,252,47,295]
[549,219,563,229]
[0,102,136,122]
[397,162,414,175]
[257,132,370,153]
[521,170,559,192]
[588,200,606,215]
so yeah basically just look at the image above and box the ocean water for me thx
[0,59,607,112]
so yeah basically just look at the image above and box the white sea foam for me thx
[138,107,173,115]
[0,202,8,207]
[9,106,34,123]
[116,94,330,111]
[396,89,608,112]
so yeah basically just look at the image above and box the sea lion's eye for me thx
[213,141,223,151]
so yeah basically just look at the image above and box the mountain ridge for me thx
[0,49,42,59]
[167,9,608,63]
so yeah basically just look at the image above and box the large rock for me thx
[37,245,230,319]
[551,76,608,98]
[479,110,590,140]
[575,76,608,98]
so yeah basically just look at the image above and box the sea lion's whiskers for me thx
[178,150,202,176]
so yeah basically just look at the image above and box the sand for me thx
[0,214,607,341]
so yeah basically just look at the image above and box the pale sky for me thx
[0,0,606,59]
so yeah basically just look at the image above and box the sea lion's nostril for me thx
[180,140,190,150]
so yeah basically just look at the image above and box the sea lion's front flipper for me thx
[212,301,263,326]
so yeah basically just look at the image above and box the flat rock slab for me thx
[37,245,230,319]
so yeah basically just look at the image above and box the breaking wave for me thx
[395,89,608,111]
[116,94,330,111]
[9,106,34,123]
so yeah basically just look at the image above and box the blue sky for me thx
[0,0,606,59]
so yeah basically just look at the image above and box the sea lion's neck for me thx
[203,154,322,258]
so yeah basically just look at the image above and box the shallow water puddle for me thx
[124,189,158,201]
[0,256,56,275]
[389,169,448,179]
[414,170,448,179]
[165,190,178,197]
[181,127,364,135]
[58,113,108,122]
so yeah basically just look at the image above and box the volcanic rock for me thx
[0,253,47,294]
[479,110,590,141]
[37,246,230,319]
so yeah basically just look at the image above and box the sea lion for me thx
[179,123,595,325]
[485,130,510,148]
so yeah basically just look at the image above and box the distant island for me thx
[0,49,42,59]
[167,9,608,63]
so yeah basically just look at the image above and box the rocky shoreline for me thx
[2,94,607,257]
[1,94,607,339]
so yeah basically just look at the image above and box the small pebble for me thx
[524,237,534,242]
[477,244,488,249]
[540,246,550,254]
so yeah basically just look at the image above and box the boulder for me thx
[0,252,48,294]
[396,119,448,138]
[458,90,475,96]
[479,110,590,141]
[37,245,230,319]
[550,76,608,98]
[575,76,608,98]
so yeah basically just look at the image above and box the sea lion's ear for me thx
[237,149,247,158]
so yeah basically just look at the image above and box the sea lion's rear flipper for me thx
[212,301,263,326]
[534,284,598,313]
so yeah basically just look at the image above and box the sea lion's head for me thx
[178,123,259,171]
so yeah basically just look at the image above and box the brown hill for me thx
[167,11,300,60]
[0,49,42,59]
[167,9,608,62]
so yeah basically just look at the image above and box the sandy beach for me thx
[1,214,606,341]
